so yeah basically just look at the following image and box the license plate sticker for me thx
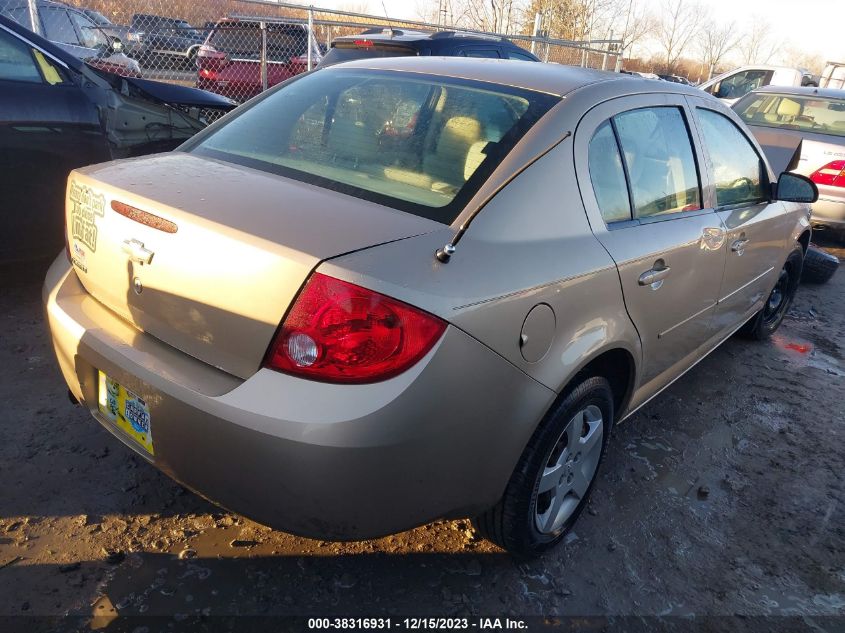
[97,371,154,455]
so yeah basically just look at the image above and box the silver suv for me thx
[44,58,817,555]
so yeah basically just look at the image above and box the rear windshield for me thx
[320,42,417,67]
[209,22,308,59]
[735,93,845,138]
[187,69,558,223]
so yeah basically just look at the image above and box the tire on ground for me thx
[801,244,839,284]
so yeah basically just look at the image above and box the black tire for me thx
[473,376,613,556]
[740,243,803,340]
[801,244,839,284]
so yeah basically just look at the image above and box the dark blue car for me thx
[0,15,235,261]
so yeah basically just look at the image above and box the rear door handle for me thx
[638,265,671,286]
[122,239,154,265]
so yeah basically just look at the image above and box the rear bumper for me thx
[44,257,554,540]
[811,197,845,230]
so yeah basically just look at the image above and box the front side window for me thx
[588,121,632,223]
[0,29,42,83]
[189,69,558,223]
[734,93,845,138]
[698,109,766,208]
[613,107,702,218]
[712,69,773,100]
[69,11,108,49]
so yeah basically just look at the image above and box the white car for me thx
[700,65,813,106]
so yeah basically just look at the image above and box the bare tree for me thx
[781,45,824,75]
[698,19,737,80]
[616,0,655,61]
[653,0,701,74]
[450,0,517,32]
[738,18,776,65]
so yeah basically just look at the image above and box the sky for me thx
[314,0,844,69]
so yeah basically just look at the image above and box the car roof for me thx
[749,85,845,100]
[333,28,503,44]
[326,55,697,97]
[213,17,306,29]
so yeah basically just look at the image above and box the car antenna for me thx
[380,0,398,35]
[435,130,572,263]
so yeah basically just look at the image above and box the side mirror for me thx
[774,172,818,203]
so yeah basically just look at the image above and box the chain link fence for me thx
[1,0,621,103]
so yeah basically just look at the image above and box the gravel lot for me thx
[1,240,843,632]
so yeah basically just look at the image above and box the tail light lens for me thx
[264,273,447,384]
[809,160,845,188]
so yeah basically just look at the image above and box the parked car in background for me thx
[44,57,815,556]
[657,73,690,85]
[733,86,845,240]
[196,18,319,102]
[130,13,205,68]
[79,7,143,57]
[821,61,845,89]
[319,28,539,67]
[700,65,817,105]
[0,15,235,262]
[2,0,141,75]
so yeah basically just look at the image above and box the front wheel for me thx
[740,243,803,340]
[473,376,613,556]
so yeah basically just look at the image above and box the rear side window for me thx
[507,51,536,61]
[189,69,558,223]
[588,122,632,223]
[459,49,500,58]
[613,107,702,218]
[698,109,766,208]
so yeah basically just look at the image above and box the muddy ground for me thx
[1,240,843,632]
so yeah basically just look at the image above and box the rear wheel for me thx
[473,376,612,556]
[740,243,803,340]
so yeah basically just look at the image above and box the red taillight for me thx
[354,39,373,48]
[264,273,447,384]
[809,160,845,188]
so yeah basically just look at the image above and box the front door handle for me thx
[731,238,750,255]
[122,239,154,265]
[638,263,671,287]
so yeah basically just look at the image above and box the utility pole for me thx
[530,12,542,55]
[616,0,633,72]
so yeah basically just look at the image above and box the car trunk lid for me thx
[67,152,439,379]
